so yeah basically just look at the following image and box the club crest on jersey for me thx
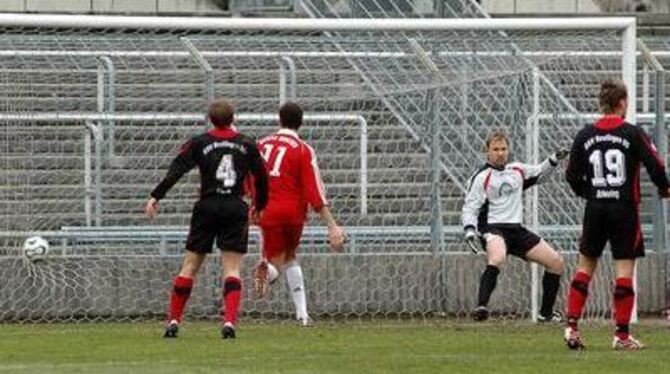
[497,181,517,198]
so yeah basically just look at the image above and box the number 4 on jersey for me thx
[216,154,237,187]
[261,144,287,177]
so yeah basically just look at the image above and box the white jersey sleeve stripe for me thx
[307,144,328,205]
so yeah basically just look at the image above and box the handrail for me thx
[0,111,369,215]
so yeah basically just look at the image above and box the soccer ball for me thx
[22,236,50,262]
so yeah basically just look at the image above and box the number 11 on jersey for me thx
[261,144,287,177]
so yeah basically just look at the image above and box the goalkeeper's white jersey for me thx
[461,159,557,232]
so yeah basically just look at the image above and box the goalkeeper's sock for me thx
[540,272,561,318]
[566,271,591,329]
[222,276,242,325]
[286,261,308,320]
[477,265,499,307]
[168,275,193,323]
[613,277,634,340]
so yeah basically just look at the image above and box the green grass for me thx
[1,320,668,373]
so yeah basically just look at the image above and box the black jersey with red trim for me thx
[566,116,670,203]
[150,126,269,211]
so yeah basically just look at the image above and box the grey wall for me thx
[1,252,666,321]
[484,0,670,13]
[0,0,228,14]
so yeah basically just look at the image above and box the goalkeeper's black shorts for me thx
[482,223,541,260]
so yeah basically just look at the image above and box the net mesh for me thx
[0,20,661,323]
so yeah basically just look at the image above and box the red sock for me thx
[222,276,242,325]
[566,271,591,328]
[614,277,634,340]
[168,276,193,323]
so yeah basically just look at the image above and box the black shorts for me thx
[186,197,249,254]
[580,200,644,260]
[482,224,542,260]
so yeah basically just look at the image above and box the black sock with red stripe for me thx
[222,276,242,325]
[168,276,193,323]
[566,271,591,329]
[614,278,635,340]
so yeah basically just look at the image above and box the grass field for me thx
[1,320,668,373]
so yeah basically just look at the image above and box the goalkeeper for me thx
[461,130,568,322]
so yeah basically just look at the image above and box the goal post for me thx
[0,14,650,323]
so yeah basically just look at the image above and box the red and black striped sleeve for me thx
[565,130,588,198]
[247,141,269,212]
[635,127,670,194]
[150,138,198,200]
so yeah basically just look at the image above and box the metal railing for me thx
[0,111,368,226]
[638,38,668,251]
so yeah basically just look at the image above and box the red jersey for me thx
[257,128,328,226]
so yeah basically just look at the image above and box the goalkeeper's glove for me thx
[549,148,569,165]
[464,227,480,254]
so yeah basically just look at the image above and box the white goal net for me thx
[0,14,657,323]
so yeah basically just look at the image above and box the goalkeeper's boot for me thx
[564,326,586,350]
[221,322,236,340]
[612,335,645,351]
[163,320,179,338]
[254,260,269,299]
[472,306,489,322]
[537,310,564,323]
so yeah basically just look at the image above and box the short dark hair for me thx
[279,101,303,130]
[208,99,235,128]
[599,79,627,114]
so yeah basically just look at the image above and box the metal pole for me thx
[181,37,214,124]
[84,123,92,227]
[529,68,541,322]
[279,60,287,104]
[460,67,469,147]
[636,38,664,323]
[643,63,650,113]
[280,56,297,100]
[407,38,444,254]
[358,116,368,215]
[430,88,444,254]
[640,37,669,252]
[0,14,638,31]
[97,61,105,115]
[94,124,102,227]
[5,49,670,59]
[98,56,116,159]
[84,122,103,226]
[653,68,667,252]
[622,22,637,123]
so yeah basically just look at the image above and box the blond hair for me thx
[485,129,509,150]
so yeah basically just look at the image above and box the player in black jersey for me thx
[145,99,269,340]
[564,80,670,350]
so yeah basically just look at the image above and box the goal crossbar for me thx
[0,13,635,31]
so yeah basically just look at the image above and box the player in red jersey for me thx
[253,102,346,326]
